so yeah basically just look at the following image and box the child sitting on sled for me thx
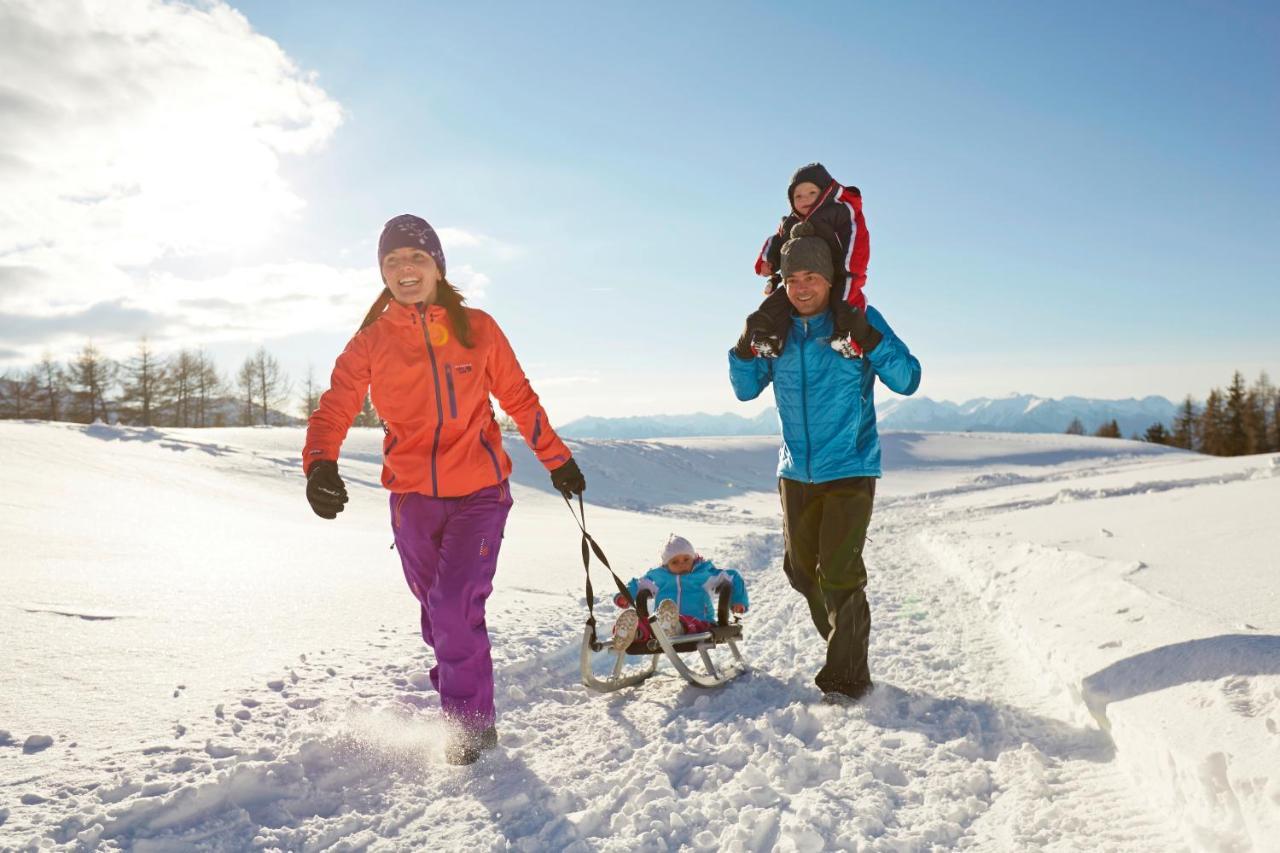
[611,534,749,650]
[747,161,872,359]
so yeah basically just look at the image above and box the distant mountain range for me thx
[558,394,1179,439]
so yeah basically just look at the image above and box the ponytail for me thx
[435,278,474,348]
[355,280,474,348]
[358,287,394,335]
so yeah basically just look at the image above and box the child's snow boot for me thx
[611,609,639,651]
[829,297,864,360]
[655,599,683,638]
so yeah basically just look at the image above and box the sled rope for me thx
[563,493,634,645]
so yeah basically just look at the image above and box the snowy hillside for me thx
[558,394,1178,439]
[2,422,1277,850]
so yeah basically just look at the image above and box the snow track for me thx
[5,425,1274,850]
[10,504,1180,851]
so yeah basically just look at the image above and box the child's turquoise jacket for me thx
[625,559,748,622]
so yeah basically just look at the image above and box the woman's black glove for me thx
[550,458,586,498]
[306,460,348,519]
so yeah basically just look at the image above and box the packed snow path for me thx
[3,424,1276,850]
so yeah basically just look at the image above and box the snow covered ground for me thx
[1,421,1277,850]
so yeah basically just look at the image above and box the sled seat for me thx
[616,584,741,655]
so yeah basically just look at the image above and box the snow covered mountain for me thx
[559,394,1178,438]
[559,407,779,439]
[876,393,1178,436]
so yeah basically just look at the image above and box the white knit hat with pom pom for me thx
[661,534,695,564]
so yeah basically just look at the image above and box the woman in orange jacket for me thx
[303,214,584,765]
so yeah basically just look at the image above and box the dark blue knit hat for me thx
[378,214,446,277]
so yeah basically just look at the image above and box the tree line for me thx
[0,341,309,427]
[1066,371,1280,456]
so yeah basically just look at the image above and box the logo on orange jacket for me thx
[428,323,449,347]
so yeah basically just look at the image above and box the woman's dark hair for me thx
[357,279,474,347]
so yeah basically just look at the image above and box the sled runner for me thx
[563,495,747,692]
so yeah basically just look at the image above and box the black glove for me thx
[550,458,585,498]
[306,460,348,519]
[833,301,883,355]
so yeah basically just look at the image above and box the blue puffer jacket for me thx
[728,306,921,482]
[624,560,749,622]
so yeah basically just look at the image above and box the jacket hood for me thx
[789,162,836,211]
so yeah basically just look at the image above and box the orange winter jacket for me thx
[304,300,572,497]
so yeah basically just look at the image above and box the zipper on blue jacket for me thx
[799,318,813,482]
[416,305,445,497]
[445,364,458,419]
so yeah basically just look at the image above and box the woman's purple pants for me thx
[390,481,513,730]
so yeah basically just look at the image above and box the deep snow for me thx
[1,421,1277,851]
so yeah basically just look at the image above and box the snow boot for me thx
[655,599,683,638]
[829,298,865,360]
[820,680,875,705]
[444,724,499,765]
[829,334,863,360]
[750,329,784,359]
[611,609,639,651]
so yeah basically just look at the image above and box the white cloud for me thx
[0,260,378,362]
[449,264,491,303]
[0,0,343,316]
[435,227,523,261]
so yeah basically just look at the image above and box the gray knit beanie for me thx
[780,220,834,282]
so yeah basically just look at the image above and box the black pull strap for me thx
[563,493,634,645]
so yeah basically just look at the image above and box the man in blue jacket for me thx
[729,221,922,701]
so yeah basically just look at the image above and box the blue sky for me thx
[1,1,1276,421]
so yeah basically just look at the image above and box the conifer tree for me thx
[1170,396,1197,450]
[1143,422,1170,444]
[1064,417,1085,435]
[1223,372,1249,456]
[1094,419,1121,438]
[353,393,380,427]
[1199,389,1226,455]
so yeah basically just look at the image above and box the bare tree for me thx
[1246,372,1274,454]
[35,353,66,421]
[69,343,116,423]
[194,350,223,428]
[300,365,320,420]
[236,357,256,426]
[251,347,290,426]
[118,339,167,426]
[0,369,39,418]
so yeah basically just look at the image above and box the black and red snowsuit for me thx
[754,162,870,309]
